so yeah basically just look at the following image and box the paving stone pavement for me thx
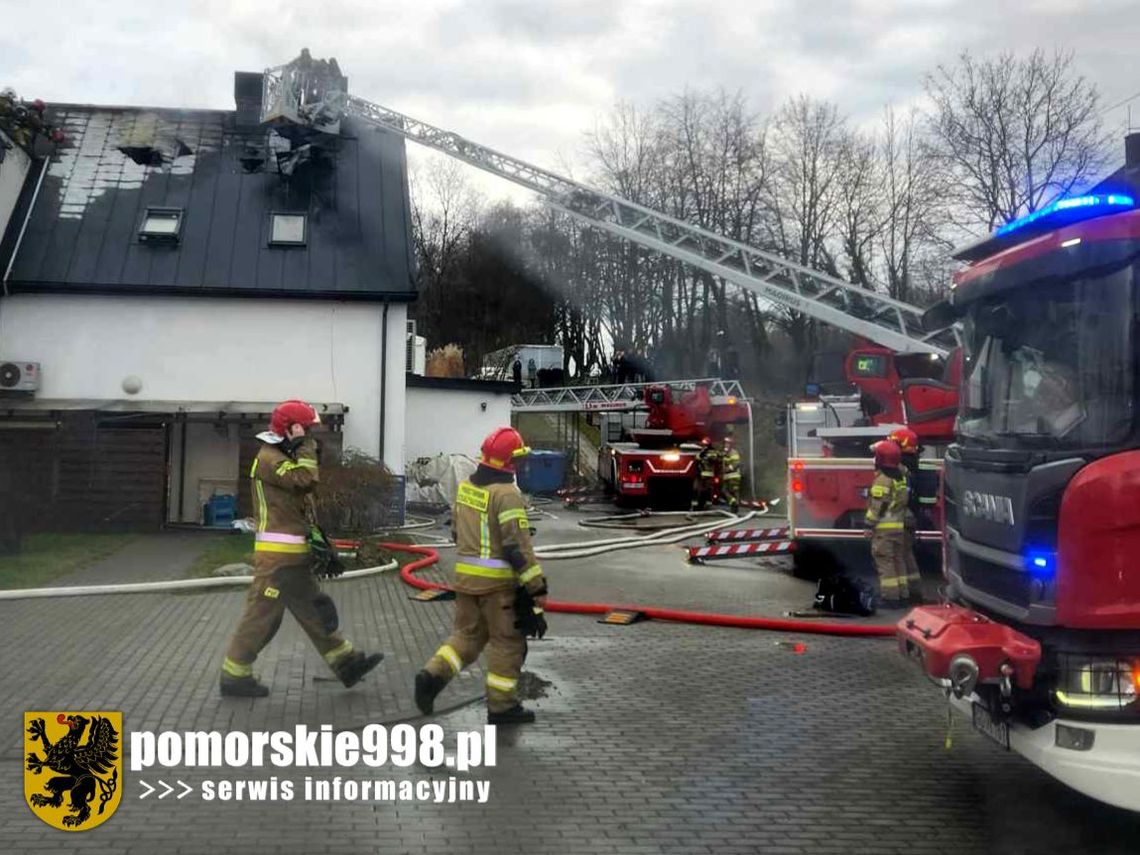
[2,509,1139,853]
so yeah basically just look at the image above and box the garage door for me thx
[0,414,168,531]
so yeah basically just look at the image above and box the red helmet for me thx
[480,427,529,472]
[270,399,320,436]
[888,427,919,453]
[31,99,45,112]
[872,440,902,468]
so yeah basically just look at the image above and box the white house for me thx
[0,69,415,529]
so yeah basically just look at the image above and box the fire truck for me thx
[898,134,1140,812]
[595,381,750,506]
[783,339,961,578]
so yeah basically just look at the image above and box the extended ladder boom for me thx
[342,95,953,357]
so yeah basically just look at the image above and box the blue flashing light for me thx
[1024,550,1056,576]
[994,194,1136,238]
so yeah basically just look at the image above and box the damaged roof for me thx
[4,103,416,301]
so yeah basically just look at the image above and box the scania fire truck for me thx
[899,135,1140,812]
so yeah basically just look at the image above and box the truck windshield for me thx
[958,262,1136,450]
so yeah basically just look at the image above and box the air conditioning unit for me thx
[405,334,426,375]
[0,361,40,392]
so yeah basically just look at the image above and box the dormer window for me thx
[139,207,183,243]
[269,212,307,247]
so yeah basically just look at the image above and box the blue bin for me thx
[517,451,566,494]
[204,494,237,527]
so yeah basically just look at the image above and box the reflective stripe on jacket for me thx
[722,448,741,480]
[452,479,545,594]
[864,470,908,532]
[249,437,319,555]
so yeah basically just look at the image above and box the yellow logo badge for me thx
[24,712,122,830]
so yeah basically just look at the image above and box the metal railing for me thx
[511,378,746,413]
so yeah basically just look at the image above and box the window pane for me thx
[143,212,180,234]
[272,214,306,244]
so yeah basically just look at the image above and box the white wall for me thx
[404,386,512,464]
[0,130,32,251]
[0,293,408,472]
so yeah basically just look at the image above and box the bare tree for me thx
[878,107,950,303]
[925,49,1111,232]
[834,130,882,289]
[761,96,848,375]
[409,154,483,345]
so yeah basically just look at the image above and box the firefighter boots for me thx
[488,704,536,725]
[415,670,448,715]
[333,651,385,688]
[219,674,270,698]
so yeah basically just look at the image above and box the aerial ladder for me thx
[260,54,955,535]
[262,54,955,362]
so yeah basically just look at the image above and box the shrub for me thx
[313,449,400,537]
[426,344,465,378]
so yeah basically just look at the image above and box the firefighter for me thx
[864,440,910,608]
[720,435,742,514]
[220,400,384,697]
[691,439,719,511]
[414,427,549,725]
[888,426,924,603]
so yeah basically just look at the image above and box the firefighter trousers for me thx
[871,530,909,606]
[903,527,922,601]
[721,474,741,509]
[424,589,526,713]
[691,476,714,510]
[223,559,353,677]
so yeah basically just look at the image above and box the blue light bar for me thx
[994,194,1136,237]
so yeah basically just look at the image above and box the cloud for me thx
[4,0,1136,201]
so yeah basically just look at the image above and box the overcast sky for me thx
[4,0,1137,201]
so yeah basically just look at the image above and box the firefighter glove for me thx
[308,525,345,579]
[514,586,548,639]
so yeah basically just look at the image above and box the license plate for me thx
[971,702,1010,750]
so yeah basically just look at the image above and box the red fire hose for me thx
[383,542,895,638]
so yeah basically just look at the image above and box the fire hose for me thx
[0,560,399,601]
[535,511,752,560]
[0,513,894,636]
[390,542,895,638]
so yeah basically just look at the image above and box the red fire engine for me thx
[596,382,750,506]
[899,135,1140,812]
[784,341,958,579]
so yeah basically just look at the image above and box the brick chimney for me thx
[1126,132,1140,168]
[233,72,264,128]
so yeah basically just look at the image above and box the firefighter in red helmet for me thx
[220,400,384,697]
[415,427,549,725]
[888,426,924,602]
[864,439,910,609]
